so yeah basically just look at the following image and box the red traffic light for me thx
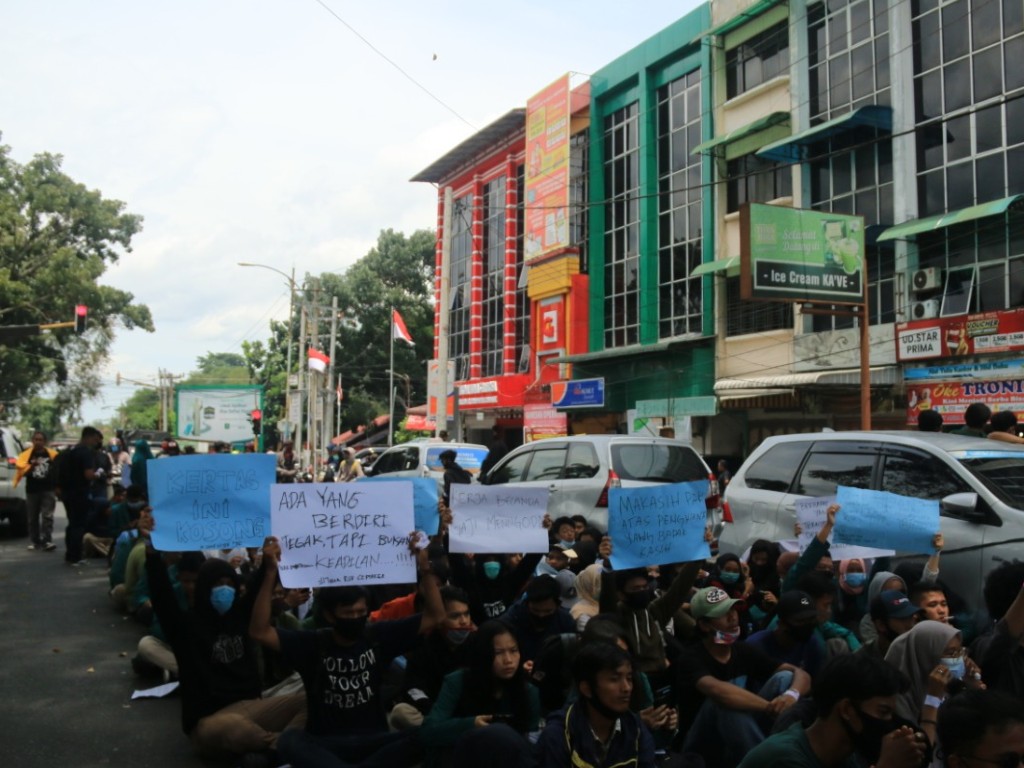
[74,304,87,334]
[251,409,262,420]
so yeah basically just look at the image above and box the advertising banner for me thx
[524,74,572,263]
[551,378,605,409]
[741,203,865,302]
[426,359,455,425]
[523,403,568,442]
[905,380,1024,425]
[896,307,1024,362]
[176,385,262,444]
[538,295,565,351]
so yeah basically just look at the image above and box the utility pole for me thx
[296,300,307,464]
[308,278,321,471]
[327,295,339,445]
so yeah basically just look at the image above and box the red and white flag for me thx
[392,309,414,346]
[307,347,330,373]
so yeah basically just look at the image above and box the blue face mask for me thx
[210,585,236,615]
[559,539,575,550]
[844,573,867,588]
[483,561,501,580]
[447,628,473,645]
[941,655,966,680]
[720,572,741,585]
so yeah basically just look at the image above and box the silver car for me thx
[720,431,1024,621]
[0,427,27,536]
[480,435,720,531]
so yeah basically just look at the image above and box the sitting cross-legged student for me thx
[420,620,540,767]
[537,641,657,768]
[250,534,446,768]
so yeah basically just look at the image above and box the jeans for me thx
[64,496,90,562]
[277,727,421,768]
[682,669,794,768]
[27,490,56,545]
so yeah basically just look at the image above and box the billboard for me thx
[905,381,1024,425]
[176,385,262,443]
[896,307,1024,362]
[524,74,572,262]
[740,203,865,303]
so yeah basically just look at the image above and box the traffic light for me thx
[251,409,262,436]
[75,305,88,334]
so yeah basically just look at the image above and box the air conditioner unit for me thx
[910,298,941,320]
[912,267,943,292]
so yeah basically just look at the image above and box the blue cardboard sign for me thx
[551,378,605,409]
[148,454,276,551]
[355,477,440,534]
[607,480,710,569]
[833,486,940,555]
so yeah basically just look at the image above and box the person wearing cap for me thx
[676,586,812,767]
[439,449,471,506]
[498,574,576,667]
[747,591,826,681]
[856,590,920,660]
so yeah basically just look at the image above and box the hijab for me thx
[867,570,905,604]
[570,564,603,622]
[838,558,867,595]
[884,620,960,721]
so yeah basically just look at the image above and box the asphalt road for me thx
[0,504,218,767]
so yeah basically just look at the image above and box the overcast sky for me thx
[2,0,700,423]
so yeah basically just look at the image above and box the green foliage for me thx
[0,138,153,417]
[242,320,288,429]
[119,387,162,431]
[12,396,63,438]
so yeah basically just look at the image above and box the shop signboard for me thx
[524,74,572,262]
[896,307,1024,362]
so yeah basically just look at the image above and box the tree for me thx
[12,396,62,438]
[0,138,154,417]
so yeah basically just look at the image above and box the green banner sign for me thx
[741,203,865,302]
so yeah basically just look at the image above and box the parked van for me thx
[480,435,720,530]
[0,427,27,536]
[720,431,1024,623]
[364,441,488,490]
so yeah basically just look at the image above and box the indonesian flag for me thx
[392,309,414,346]
[307,347,330,373]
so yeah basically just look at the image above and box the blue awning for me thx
[756,105,892,163]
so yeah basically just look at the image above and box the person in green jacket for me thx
[420,619,540,768]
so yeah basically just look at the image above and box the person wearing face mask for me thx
[388,586,478,731]
[835,559,869,629]
[857,590,921,660]
[141,514,305,767]
[747,591,826,682]
[252,534,447,768]
[884,620,986,747]
[537,642,657,768]
[498,575,576,668]
[676,587,812,767]
[738,654,928,768]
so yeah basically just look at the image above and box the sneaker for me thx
[26,544,36,551]
[43,542,57,552]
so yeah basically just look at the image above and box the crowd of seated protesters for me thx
[101,478,1024,768]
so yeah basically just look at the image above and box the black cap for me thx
[878,590,919,619]
[777,590,818,622]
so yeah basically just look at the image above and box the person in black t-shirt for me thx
[57,426,103,565]
[251,532,447,768]
[15,430,58,551]
[676,587,811,768]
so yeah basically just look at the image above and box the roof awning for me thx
[876,195,1024,242]
[691,112,790,156]
[691,0,787,42]
[756,105,892,163]
[692,256,741,277]
[714,366,900,391]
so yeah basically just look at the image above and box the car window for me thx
[402,448,420,471]
[880,449,970,500]
[742,441,812,492]
[374,450,401,474]
[564,442,601,479]
[488,450,532,485]
[612,444,707,482]
[795,451,875,497]
[524,447,568,481]
[959,452,1024,511]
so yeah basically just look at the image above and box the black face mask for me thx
[529,613,553,631]
[843,708,902,765]
[332,615,368,641]
[624,590,653,610]
[787,623,816,642]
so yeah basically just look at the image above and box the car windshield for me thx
[956,451,1024,510]
[611,444,707,483]
[425,447,488,473]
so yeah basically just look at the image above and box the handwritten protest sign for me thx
[608,481,710,569]
[795,496,894,560]
[448,486,549,554]
[355,477,440,534]
[272,482,416,588]
[148,454,275,551]
[833,486,940,554]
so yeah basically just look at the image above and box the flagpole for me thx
[388,307,395,447]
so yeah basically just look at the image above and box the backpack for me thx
[53,448,76,492]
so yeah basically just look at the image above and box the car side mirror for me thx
[478,471,491,486]
[941,492,984,520]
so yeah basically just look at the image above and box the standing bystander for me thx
[15,430,58,551]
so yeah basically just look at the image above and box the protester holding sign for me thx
[250,532,446,768]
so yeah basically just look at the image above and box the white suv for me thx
[480,435,720,531]
[0,427,27,536]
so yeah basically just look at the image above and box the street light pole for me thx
[238,262,297,442]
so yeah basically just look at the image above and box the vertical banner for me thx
[524,74,572,262]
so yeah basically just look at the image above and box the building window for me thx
[726,20,790,99]
[807,0,890,122]
[570,132,589,273]
[481,177,506,378]
[727,154,793,212]
[515,164,529,370]
[912,0,1024,215]
[603,103,640,348]
[725,276,793,335]
[448,195,472,379]
[656,71,703,339]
